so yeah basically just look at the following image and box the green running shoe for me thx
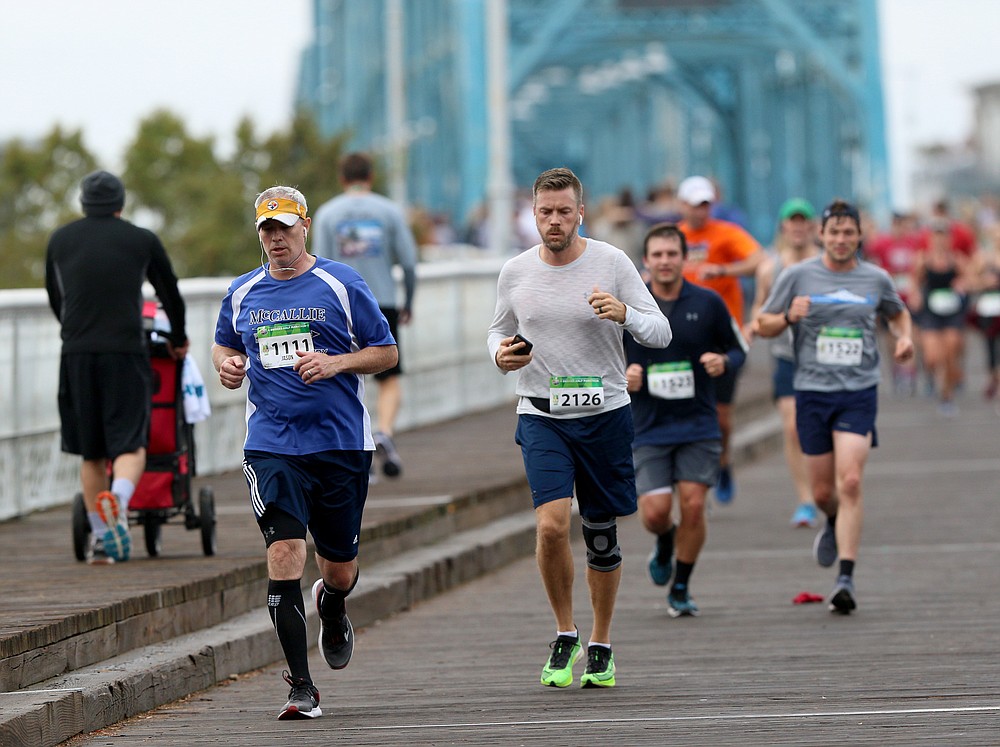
[540,633,582,687]
[580,646,616,688]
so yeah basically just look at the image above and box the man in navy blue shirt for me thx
[625,223,747,617]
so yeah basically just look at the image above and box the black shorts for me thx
[58,352,150,460]
[916,308,965,330]
[712,364,739,405]
[374,307,404,380]
[243,449,372,562]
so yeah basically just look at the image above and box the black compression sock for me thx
[657,526,676,558]
[319,567,360,620]
[673,560,694,589]
[839,559,855,578]
[267,579,311,682]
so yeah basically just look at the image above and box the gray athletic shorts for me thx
[633,439,723,495]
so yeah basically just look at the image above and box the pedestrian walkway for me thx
[5,344,1000,745]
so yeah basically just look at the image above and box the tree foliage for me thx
[0,127,98,287]
[0,109,350,288]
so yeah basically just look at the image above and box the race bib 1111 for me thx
[257,322,313,369]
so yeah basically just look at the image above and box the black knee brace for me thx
[581,517,622,571]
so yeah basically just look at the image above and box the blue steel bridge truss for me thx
[297,0,888,242]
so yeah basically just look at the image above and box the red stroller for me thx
[72,303,216,559]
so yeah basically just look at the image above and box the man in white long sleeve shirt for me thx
[488,167,671,689]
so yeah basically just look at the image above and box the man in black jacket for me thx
[45,170,189,564]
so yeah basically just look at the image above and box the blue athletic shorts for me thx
[795,386,878,456]
[243,449,372,562]
[772,357,795,400]
[514,406,637,521]
[633,439,723,495]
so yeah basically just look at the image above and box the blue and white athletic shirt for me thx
[214,257,395,455]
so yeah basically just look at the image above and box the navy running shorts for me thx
[514,405,637,521]
[712,364,739,405]
[633,439,723,495]
[772,357,796,400]
[795,386,879,456]
[243,449,372,562]
[373,307,404,380]
[58,352,151,460]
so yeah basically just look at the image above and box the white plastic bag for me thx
[181,356,212,423]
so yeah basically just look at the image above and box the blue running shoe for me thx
[828,575,857,615]
[790,503,818,528]
[96,490,131,562]
[667,585,700,618]
[715,466,734,504]
[812,518,837,568]
[647,527,674,586]
[647,549,672,587]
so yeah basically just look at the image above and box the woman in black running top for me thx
[910,220,971,414]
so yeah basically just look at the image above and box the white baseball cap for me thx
[677,176,716,206]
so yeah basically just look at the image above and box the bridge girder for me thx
[298,0,889,241]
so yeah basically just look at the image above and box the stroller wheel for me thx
[72,493,90,562]
[199,487,217,556]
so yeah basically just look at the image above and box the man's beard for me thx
[543,230,574,253]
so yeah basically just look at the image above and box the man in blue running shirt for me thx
[213,186,397,720]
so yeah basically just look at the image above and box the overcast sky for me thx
[2,0,997,212]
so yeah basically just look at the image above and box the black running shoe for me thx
[278,671,321,720]
[375,431,403,477]
[828,575,857,615]
[312,579,354,669]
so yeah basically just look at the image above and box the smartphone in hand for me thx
[511,333,533,355]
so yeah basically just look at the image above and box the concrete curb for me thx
[1,512,539,747]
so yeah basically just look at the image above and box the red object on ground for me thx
[792,592,825,604]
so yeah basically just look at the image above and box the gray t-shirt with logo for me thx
[762,255,905,392]
[311,191,418,311]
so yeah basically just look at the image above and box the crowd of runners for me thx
[47,163,999,716]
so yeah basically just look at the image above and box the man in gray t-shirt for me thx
[755,199,913,616]
[312,153,418,479]
[490,167,671,689]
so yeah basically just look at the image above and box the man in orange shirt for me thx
[678,176,763,503]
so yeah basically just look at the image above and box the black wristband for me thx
[784,310,794,325]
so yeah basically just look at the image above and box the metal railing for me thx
[0,256,515,520]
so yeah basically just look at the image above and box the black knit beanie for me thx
[80,170,125,216]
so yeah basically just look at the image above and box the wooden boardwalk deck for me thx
[62,370,1000,746]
